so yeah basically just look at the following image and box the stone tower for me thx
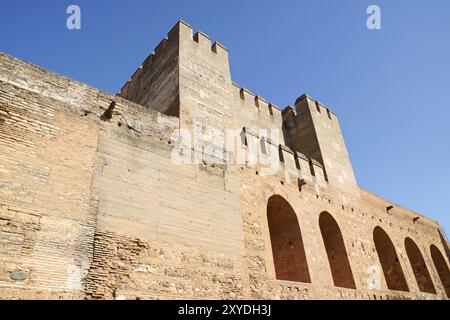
[119,21,233,130]
[283,94,359,198]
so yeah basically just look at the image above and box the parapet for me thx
[118,20,229,116]
[241,126,328,190]
[295,93,336,121]
[119,19,288,133]
[231,81,282,120]
[190,26,229,57]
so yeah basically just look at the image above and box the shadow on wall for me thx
[267,195,311,283]
[430,244,450,298]
[319,212,356,289]
[404,237,436,294]
[373,226,409,292]
[438,229,450,263]
[266,197,357,289]
[265,195,450,298]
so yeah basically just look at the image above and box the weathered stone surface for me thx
[0,20,448,300]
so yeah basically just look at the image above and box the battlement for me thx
[93,20,360,196]
[120,20,228,80]
[295,93,336,121]
[241,126,328,190]
[177,20,229,56]
[119,20,232,121]
[230,81,282,121]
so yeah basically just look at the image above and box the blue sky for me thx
[1,0,449,235]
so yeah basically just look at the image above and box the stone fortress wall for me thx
[0,20,449,300]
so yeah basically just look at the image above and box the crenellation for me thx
[154,37,169,54]
[296,152,313,176]
[239,87,255,102]
[310,158,327,185]
[193,31,212,48]
[268,103,280,116]
[169,19,192,37]
[211,42,228,55]
[254,96,276,118]
[295,93,336,120]
[141,52,155,69]
[279,144,299,180]
[254,95,268,108]
[235,87,281,121]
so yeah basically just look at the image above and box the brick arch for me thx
[267,195,311,283]
[404,237,436,293]
[319,212,356,289]
[430,244,450,297]
[373,226,409,291]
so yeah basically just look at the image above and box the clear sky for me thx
[1,0,449,235]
